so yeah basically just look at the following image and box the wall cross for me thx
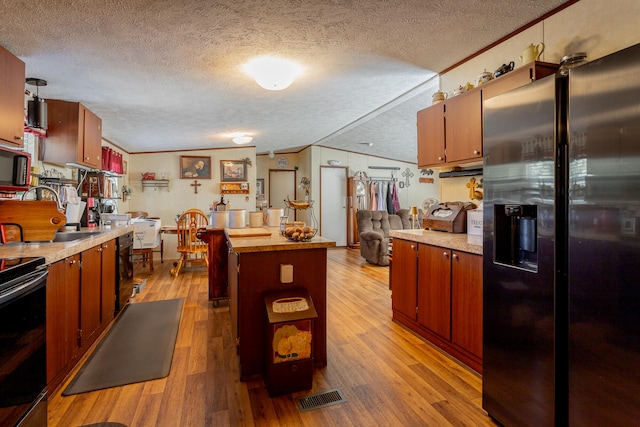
[191,180,201,194]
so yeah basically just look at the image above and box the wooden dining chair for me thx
[170,208,209,277]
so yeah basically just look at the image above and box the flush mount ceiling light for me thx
[243,57,303,91]
[231,133,253,144]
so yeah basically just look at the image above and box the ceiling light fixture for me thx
[232,134,253,144]
[243,56,303,91]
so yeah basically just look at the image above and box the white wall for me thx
[128,146,255,259]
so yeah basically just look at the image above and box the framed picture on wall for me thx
[180,156,211,179]
[256,178,264,197]
[221,160,247,182]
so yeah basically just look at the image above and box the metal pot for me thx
[228,209,247,229]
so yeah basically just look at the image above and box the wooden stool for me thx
[133,248,154,272]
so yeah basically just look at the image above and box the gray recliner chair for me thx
[356,209,421,266]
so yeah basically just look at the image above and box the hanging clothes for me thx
[391,181,401,212]
[386,182,395,214]
[369,181,377,211]
[377,181,387,211]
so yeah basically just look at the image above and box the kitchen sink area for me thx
[51,230,106,242]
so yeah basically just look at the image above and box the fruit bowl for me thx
[285,199,313,210]
[283,225,317,241]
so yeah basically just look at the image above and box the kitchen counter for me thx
[389,229,482,255]
[226,226,336,253]
[0,225,134,264]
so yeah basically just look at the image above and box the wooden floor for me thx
[48,247,499,427]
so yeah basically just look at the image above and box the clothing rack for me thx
[369,176,397,182]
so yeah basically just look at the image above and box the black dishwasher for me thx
[116,232,134,313]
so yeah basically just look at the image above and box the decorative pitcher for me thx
[519,43,545,63]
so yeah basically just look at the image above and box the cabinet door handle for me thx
[97,247,102,252]
[410,244,415,249]
[443,251,449,257]
[452,253,458,259]
[14,135,23,141]
[69,259,76,265]
[473,150,480,155]
[438,156,444,161]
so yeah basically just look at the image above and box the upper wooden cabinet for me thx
[417,61,558,168]
[0,45,26,147]
[43,99,102,169]
[417,102,445,167]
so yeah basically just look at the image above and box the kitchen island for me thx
[389,229,483,372]
[226,227,335,380]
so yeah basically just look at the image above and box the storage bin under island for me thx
[389,229,483,373]
[225,227,335,381]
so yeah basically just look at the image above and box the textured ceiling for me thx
[1,0,567,163]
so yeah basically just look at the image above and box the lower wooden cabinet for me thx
[46,254,81,388]
[391,238,482,372]
[46,239,117,392]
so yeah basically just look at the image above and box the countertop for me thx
[225,226,336,253]
[389,229,483,255]
[0,226,134,265]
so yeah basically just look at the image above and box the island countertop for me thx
[0,226,134,265]
[389,229,482,255]
[225,226,336,253]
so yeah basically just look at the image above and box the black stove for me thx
[0,256,45,276]
[0,255,48,427]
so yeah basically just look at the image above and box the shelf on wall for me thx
[220,183,249,194]
[141,179,170,191]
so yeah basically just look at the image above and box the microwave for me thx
[0,146,31,192]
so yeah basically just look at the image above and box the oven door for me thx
[0,268,48,427]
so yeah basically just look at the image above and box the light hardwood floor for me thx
[48,247,498,427]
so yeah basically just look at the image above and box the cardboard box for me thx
[132,218,161,249]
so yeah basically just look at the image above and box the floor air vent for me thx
[295,389,347,412]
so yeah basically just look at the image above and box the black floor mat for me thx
[63,298,184,396]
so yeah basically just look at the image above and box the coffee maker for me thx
[81,197,98,227]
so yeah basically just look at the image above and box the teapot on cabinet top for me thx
[519,43,545,63]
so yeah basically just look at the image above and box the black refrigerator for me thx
[482,42,640,427]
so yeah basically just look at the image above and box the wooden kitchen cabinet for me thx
[416,90,481,168]
[390,238,418,319]
[417,244,452,339]
[46,239,117,391]
[46,254,81,391]
[481,61,559,101]
[416,61,558,168]
[228,247,328,381]
[0,45,26,147]
[417,102,446,167]
[100,239,117,323]
[391,238,482,372]
[451,250,483,358]
[43,99,102,168]
[80,245,103,346]
[444,90,483,163]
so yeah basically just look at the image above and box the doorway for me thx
[320,166,347,246]
[269,169,296,212]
